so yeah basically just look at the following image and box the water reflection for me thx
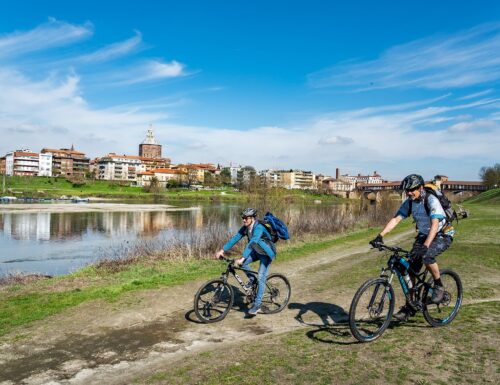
[0,207,217,276]
[0,201,389,277]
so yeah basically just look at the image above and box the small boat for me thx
[0,196,17,202]
[70,196,90,203]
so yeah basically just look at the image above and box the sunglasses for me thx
[241,216,253,220]
[405,186,420,193]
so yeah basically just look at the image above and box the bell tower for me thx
[139,125,162,158]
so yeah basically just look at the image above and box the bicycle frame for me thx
[219,257,258,295]
[376,244,433,312]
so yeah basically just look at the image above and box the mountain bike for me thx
[193,256,291,323]
[349,243,462,342]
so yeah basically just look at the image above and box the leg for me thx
[241,252,258,284]
[253,254,272,308]
[424,235,453,303]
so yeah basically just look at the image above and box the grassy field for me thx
[134,191,500,385]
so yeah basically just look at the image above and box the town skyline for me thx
[1,1,499,180]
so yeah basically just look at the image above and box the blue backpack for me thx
[261,212,290,243]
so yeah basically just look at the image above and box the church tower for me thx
[139,125,162,159]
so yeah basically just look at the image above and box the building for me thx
[97,153,146,183]
[41,146,90,177]
[341,171,383,186]
[38,153,53,177]
[279,170,316,189]
[172,163,219,185]
[137,168,188,188]
[5,150,40,176]
[259,169,283,187]
[0,156,5,175]
[139,127,162,158]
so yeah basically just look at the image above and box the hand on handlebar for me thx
[369,234,384,248]
[233,257,245,267]
[215,249,225,260]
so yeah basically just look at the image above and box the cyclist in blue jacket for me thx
[370,174,453,321]
[216,208,276,316]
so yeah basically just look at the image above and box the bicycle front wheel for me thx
[194,279,234,323]
[349,278,395,342]
[261,273,291,314]
[423,269,463,327]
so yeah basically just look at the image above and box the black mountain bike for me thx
[349,243,463,342]
[194,256,291,323]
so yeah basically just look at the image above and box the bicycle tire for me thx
[193,279,234,323]
[261,273,291,314]
[422,269,463,327]
[349,278,395,342]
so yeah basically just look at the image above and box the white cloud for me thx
[108,60,187,85]
[318,136,353,145]
[0,18,92,59]
[308,22,500,90]
[77,31,142,63]
[448,119,498,132]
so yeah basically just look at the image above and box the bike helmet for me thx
[400,174,424,191]
[241,207,257,218]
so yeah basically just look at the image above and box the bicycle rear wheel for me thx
[349,278,395,342]
[423,269,462,327]
[261,273,291,314]
[194,279,234,323]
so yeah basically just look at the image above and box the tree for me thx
[479,163,500,189]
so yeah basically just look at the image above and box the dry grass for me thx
[92,199,398,273]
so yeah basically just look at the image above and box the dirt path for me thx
[0,230,469,385]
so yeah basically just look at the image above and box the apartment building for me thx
[41,147,90,177]
[342,171,383,186]
[259,169,283,187]
[279,170,316,189]
[5,150,39,176]
[0,156,5,175]
[137,168,188,188]
[97,153,146,183]
[172,163,219,184]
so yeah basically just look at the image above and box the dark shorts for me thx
[410,233,453,272]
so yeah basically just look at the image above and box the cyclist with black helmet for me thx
[369,174,453,321]
[215,208,276,316]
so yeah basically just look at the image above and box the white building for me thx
[5,149,40,176]
[38,153,53,176]
[97,154,146,183]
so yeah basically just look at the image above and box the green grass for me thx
[139,301,499,385]
[465,188,500,204]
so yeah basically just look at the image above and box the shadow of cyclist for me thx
[288,302,349,327]
[288,301,355,345]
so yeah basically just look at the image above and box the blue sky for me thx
[1,1,499,180]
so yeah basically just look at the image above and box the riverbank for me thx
[0,202,198,214]
[1,175,345,202]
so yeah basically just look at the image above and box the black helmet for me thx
[241,208,257,218]
[400,174,424,191]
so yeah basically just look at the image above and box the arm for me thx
[424,218,440,248]
[215,227,245,258]
[380,215,403,237]
[242,224,276,258]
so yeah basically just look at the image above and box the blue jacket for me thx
[223,222,276,259]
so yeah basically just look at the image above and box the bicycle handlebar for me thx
[371,242,410,254]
